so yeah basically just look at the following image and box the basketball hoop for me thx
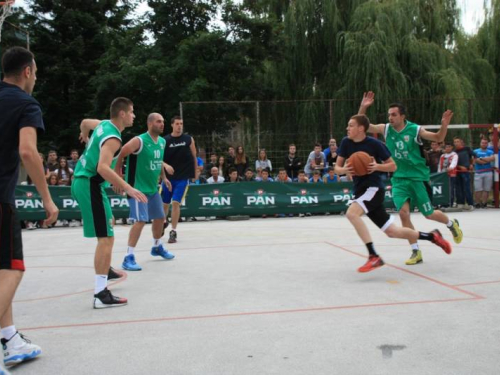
[0,0,15,43]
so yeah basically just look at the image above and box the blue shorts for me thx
[128,192,164,222]
[160,179,189,204]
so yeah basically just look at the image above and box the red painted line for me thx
[323,241,485,300]
[19,296,477,332]
[14,269,128,303]
[453,280,500,287]
[339,243,500,253]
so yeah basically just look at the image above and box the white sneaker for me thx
[2,332,41,367]
[26,222,36,230]
[68,220,79,227]
[62,220,69,227]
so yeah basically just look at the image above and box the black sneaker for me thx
[168,230,177,244]
[108,267,124,280]
[93,288,128,309]
[482,203,487,209]
[475,203,481,209]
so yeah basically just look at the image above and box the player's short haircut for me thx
[147,113,162,123]
[389,102,407,116]
[1,46,34,77]
[314,142,322,148]
[170,115,182,124]
[350,114,370,132]
[228,167,237,174]
[110,97,133,118]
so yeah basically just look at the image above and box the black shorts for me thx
[0,203,25,271]
[353,187,394,231]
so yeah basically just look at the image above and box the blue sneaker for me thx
[151,244,175,260]
[122,254,142,271]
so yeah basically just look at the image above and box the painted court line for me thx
[453,280,500,287]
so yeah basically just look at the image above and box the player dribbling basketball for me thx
[335,115,452,272]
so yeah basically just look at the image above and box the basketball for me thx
[348,151,372,176]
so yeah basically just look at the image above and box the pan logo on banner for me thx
[245,189,276,206]
[330,187,353,204]
[201,189,232,206]
[289,189,319,205]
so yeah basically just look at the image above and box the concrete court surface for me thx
[9,209,500,375]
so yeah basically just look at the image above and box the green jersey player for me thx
[358,91,462,266]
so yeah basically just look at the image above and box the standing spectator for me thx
[438,142,458,207]
[234,146,248,177]
[259,168,273,182]
[217,156,228,179]
[323,166,339,183]
[323,139,338,169]
[473,138,495,208]
[309,169,323,183]
[284,144,302,180]
[205,153,218,176]
[255,149,272,173]
[242,168,255,182]
[55,156,73,186]
[426,141,442,173]
[304,143,326,177]
[196,149,204,170]
[207,166,225,184]
[226,167,241,183]
[454,137,474,209]
[226,146,236,171]
[296,170,309,183]
[276,168,292,183]
[46,150,59,171]
[68,149,79,170]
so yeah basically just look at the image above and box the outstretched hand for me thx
[360,91,375,108]
[441,109,454,127]
[79,132,89,144]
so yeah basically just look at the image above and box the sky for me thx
[11,0,491,35]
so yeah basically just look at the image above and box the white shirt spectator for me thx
[207,176,225,184]
[255,159,272,171]
[54,168,73,181]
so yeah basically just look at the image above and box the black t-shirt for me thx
[163,133,195,180]
[0,82,45,204]
[455,147,473,168]
[337,136,391,193]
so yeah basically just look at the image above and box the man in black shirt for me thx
[0,47,58,368]
[453,137,474,208]
[335,115,451,273]
[284,144,302,180]
[161,116,196,243]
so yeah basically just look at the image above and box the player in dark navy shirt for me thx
[334,115,452,273]
[0,46,58,369]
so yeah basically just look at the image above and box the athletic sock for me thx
[153,238,161,247]
[94,275,108,295]
[418,232,434,241]
[1,325,16,341]
[446,220,453,228]
[366,242,378,256]
[410,243,419,254]
[127,246,135,255]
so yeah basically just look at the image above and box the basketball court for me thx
[11,210,500,374]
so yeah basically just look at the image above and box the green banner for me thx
[15,173,449,220]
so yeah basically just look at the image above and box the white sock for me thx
[153,239,162,247]
[1,325,17,341]
[127,246,135,255]
[446,220,453,228]
[410,243,419,251]
[94,275,108,295]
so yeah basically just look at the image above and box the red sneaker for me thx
[358,255,385,273]
[430,229,452,254]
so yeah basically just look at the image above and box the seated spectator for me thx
[54,156,73,186]
[259,168,273,182]
[68,149,79,170]
[205,153,218,176]
[426,141,442,173]
[190,166,207,185]
[304,143,325,176]
[226,167,242,183]
[473,138,495,208]
[217,155,228,179]
[256,149,272,173]
[296,170,309,183]
[242,168,255,182]
[207,166,225,184]
[323,139,338,170]
[255,167,263,181]
[235,145,249,177]
[276,168,292,183]
[309,169,323,183]
[284,143,302,180]
[46,150,59,172]
[438,142,458,207]
[323,166,338,183]
[47,173,59,186]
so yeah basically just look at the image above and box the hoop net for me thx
[0,1,15,43]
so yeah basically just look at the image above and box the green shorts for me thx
[71,177,114,238]
[391,178,434,217]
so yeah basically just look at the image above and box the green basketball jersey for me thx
[384,120,430,181]
[74,120,122,184]
[125,132,166,195]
